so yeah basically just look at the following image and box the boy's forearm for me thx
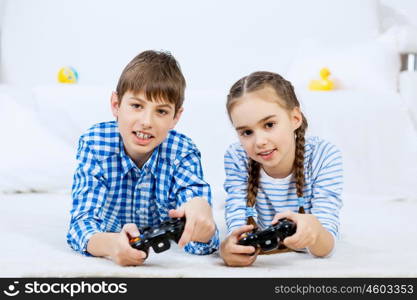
[308,228,334,257]
[86,232,119,257]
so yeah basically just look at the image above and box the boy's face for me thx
[111,90,183,167]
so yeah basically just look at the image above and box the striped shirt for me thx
[224,136,343,239]
[67,121,219,256]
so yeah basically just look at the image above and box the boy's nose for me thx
[139,110,153,128]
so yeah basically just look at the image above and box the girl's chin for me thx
[253,156,282,170]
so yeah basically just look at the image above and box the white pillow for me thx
[175,89,237,210]
[32,85,114,147]
[0,94,76,193]
[285,39,400,93]
[299,89,417,198]
[378,25,417,53]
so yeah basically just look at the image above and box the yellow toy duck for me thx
[309,67,334,91]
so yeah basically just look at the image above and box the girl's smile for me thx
[257,148,277,161]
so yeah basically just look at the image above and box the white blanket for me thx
[1,192,416,277]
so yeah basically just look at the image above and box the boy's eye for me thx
[265,122,275,129]
[157,109,168,115]
[240,129,253,137]
[131,104,143,109]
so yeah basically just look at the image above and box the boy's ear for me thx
[170,107,184,129]
[291,107,303,131]
[110,92,120,118]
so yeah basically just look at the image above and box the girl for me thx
[220,71,343,267]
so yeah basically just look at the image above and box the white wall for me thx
[380,0,417,29]
[1,0,380,92]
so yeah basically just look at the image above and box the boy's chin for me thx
[130,141,155,152]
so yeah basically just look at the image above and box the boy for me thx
[67,50,219,266]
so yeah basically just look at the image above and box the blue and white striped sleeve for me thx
[66,137,111,256]
[310,141,343,240]
[173,151,219,255]
[223,144,249,235]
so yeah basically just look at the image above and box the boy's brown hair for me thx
[116,50,186,114]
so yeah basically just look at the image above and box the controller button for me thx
[130,237,140,243]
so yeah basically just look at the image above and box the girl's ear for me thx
[291,107,303,130]
[110,92,120,118]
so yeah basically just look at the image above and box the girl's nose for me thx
[254,133,268,147]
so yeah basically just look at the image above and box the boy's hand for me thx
[220,225,260,267]
[271,211,323,250]
[168,197,216,247]
[110,223,147,266]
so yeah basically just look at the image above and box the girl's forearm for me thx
[308,227,334,257]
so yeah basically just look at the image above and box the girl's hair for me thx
[226,71,308,224]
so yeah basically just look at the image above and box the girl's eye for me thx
[241,129,253,137]
[265,122,275,129]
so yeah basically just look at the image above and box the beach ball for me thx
[57,66,79,83]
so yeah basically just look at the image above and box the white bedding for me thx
[1,192,416,278]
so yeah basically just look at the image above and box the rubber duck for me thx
[309,67,334,91]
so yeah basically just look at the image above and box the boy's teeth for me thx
[136,132,152,139]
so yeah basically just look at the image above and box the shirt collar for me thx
[119,139,160,177]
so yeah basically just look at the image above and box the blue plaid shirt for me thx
[67,121,219,256]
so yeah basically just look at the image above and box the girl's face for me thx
[111,90,183,167]
[230,87,302,178]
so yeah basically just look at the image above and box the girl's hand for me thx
[110,223,147,266]
[271,211,326,251]
[169,197,216,247]
[220,225,260,267]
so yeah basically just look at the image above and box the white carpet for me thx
[1,192,416,277]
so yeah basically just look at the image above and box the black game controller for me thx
[129,218,185,257]
[238,218,296,252]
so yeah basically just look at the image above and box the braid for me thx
[294,114,308,213]
[226,71,310,219]
[247,158,260,227]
